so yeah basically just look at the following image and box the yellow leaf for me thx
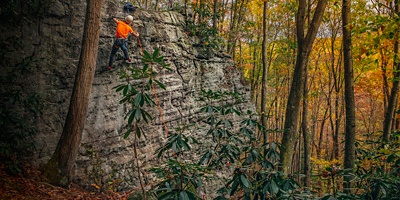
[90,183,100,189]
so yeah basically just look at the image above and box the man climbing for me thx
[107,15,139,70]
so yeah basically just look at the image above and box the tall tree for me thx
[342,0,356,192]
[227,0,248,57]
[382,0,399,142]
[250,37,258,100]
[44,0,103,186]
[261,0,268,147]
[213,0,219,30]
[301,66,310,187]
[279,0,327,174]
[324,7,344,160]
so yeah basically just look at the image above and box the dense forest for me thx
[1,0,400,199]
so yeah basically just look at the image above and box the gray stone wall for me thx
[1,0,254,194]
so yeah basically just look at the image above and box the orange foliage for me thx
[239,63,253,70]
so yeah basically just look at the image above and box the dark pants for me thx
[108,38,129,67]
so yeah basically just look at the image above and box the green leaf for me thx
[127,84,132,93]
[125,109,134,120]
[143,64,149,72]
[128,109,135,125]
[387,154,395,163]
[114,84,126,92]
[143,50,151,60]
[135,108,141,121]
[143,93,156,106]
[129,86,137,94]
[240,175,251,188]
[124,128,132,139]
[224,120,232,128]
[185,190,199,200]
[270,180,279,195]
[172,142,178,153]
[158,191,174,200]
[179,191,190,200]
[396,158,400,165]
[230,176,240,196]
[155,55,164,62]
[156,146,167,158]
[320,194,333,200]
[142,109,149,123]
[143,110,153,122]
[136,125,141,139]
[134,93,142,106]
[154,79,166,90]
[233,108,241,116]
[207,106,213,115]
[199,151,211,165]
[262,181,269,194]
[181,140,190,151]
[388,31,394,39]
[244,153,253,164]
[163,63,172,71]
[153,48,160,59]
[123,85,129,96]
[139,126,147,139]
[200,107,207,113]
[119,96,129,104]
[222,108,230,115]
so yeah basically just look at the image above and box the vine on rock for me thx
[114,48,170,199]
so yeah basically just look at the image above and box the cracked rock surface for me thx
[1,1,255,193]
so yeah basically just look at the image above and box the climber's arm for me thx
[129,26,139,37]
[132,30,139,37]
[113,18,118,23]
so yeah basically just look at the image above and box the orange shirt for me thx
[115,20,133,39]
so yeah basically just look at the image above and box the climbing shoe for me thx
[125,58,132,63]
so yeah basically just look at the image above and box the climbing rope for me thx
[137,37,169,136]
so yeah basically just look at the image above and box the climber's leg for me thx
[108,41,119,69]
[121,40,131,62]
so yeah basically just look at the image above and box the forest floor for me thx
[0,163,130,200]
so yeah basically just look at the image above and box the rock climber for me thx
[107,15,139,70]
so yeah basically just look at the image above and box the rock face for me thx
[1,1,254,194]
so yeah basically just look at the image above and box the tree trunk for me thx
[332,92,341,159]
[382,0,399,142]
[280,0,327,174]
[43,0,102,187]
[380,49,390,111]
[317,107,328,158]
[261,0,268,149]
[302,68,310,187]
[327,24,343,159]
[227,0,248,56]
[227,0,238,54]
[213,0,219,30]
[342,0,356,193]
[250,39,257,100]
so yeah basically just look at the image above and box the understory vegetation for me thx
[113,49,400,199]
[1,0,400,199]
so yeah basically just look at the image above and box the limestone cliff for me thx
[0,1,254,193]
